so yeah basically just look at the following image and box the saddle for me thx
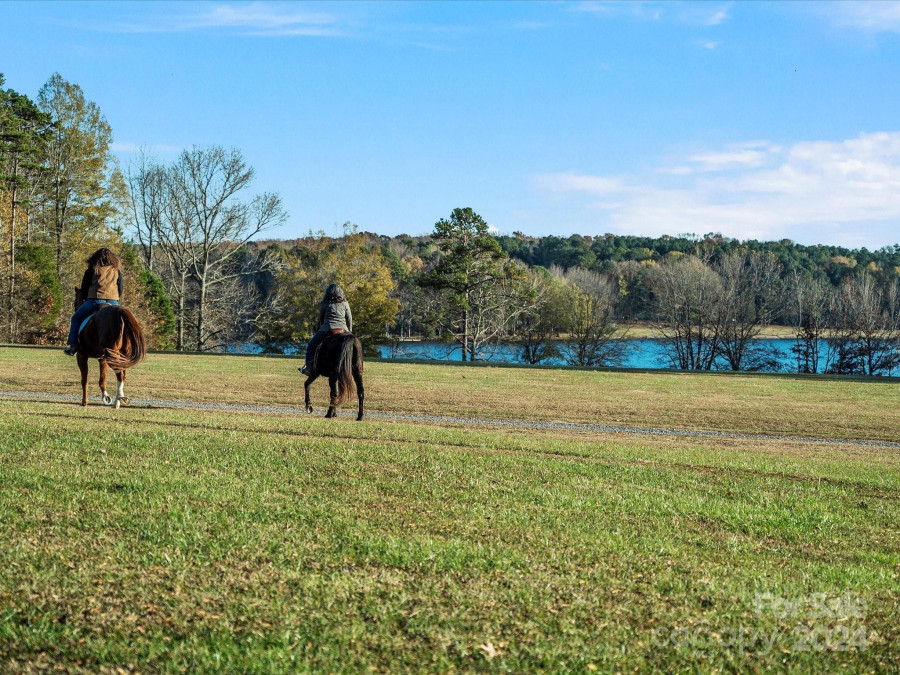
[311,329,350,370]
[77,301,113,337]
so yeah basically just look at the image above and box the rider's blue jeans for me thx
[67,298,118,346]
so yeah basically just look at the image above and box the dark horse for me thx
[303,332,365,420]
[72,288,147,408]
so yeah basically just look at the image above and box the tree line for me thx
[0,72,174,347]
[3,72,899,375]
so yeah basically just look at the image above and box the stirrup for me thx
[299,364,309,374]
[63,346,78,356]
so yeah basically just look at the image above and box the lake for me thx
[235,338,820,373]
[376,338,807,372]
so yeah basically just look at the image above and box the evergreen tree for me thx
[421,207,520,361]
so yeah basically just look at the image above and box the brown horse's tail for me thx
[103,308,147,371]
[333,335,358,405]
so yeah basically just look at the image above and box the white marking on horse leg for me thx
[116,380,125,401]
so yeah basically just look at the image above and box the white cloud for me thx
[688,142,780,171]
[575,1,733,26]
[706,8,730,26]
[513,20,554,31]
[201,3,334,29]
[699,40,721,50]
[93,2,344,36]
[533,133,900,248]
[533,172,629,195]
[826,1,900,33]
[573,1,663,21]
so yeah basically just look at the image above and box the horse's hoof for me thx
[81,401,88,408]
[306,405,313,414]
[356,415,364,421]
[119,397,131,406]
[102,395,112,405]
[114,400,121,410]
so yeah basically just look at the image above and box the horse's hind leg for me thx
[98,360,112,406]
[353,367,364,421]
[325,375,338,418]
[114,369,129,409]
[77,354,89,407]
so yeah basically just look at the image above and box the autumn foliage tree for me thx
[264,226,399,353]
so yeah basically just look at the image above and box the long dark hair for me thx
[322,283,346,304]
[86,247,121,272]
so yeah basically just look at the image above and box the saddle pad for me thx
[78,303,112,336]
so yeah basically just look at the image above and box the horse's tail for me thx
[103,308,147,370]
[333,334,357,405]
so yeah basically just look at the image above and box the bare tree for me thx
[126,151,167,272]
[788,271,831,374]
[558,266,627,367]
[463,261,535,361]
[154,173,198,351]
[714,250,783,371]
[650,255,722,370]
[515,266,569,365]
[827,273,899,376]
[165,146,286,351]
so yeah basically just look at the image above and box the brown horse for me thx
[72,288,147,408]
[303,332,365,420]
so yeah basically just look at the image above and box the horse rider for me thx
[299,283,352,375]
[64,247,123,356]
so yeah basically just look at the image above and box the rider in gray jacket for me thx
[299,283,352,374]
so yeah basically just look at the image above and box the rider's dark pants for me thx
[305,328,329,365]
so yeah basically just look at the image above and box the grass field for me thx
[0,346,898,673]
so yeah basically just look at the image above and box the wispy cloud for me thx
[825,1,900,33]
[573,1,664,21]
[512,20,554,31]
[705,7,730,26]
[574,1,732,26]
[686,142,780,172]
[533,133,900,248]
[533,172,630,195]
[92,2,344,36]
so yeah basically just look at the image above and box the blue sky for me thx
[2,1,900,248]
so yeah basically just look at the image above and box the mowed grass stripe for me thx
[4,399,900,498]
[2,346,899,442]
[4,388,900,451]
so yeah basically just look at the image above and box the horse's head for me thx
[74,286,84,310]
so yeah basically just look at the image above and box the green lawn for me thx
[0,347,897,672]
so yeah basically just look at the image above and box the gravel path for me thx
[1,389,898,450]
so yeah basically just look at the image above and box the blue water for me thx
[233,337,811,372]
[377,338,803,372]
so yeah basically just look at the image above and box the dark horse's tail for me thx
[333,334,362,405]
[103,307,147,371]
